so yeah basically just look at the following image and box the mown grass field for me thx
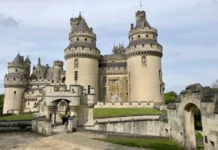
[94,108,164,119]
[95,138,204,150]
[0,113,33,121]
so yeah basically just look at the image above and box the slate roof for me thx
[186,83,203,92]
[127,39,161,48]
[135,19,151,29]
[99,62,127,68]
[13,53,23,63]
[76,18,91,32]
[25,56,31,64]
[67,42,98,50]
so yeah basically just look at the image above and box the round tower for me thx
[53,60,63,81]
[3,53,28,114]
[65,13,100,101]
[126,10,164,105]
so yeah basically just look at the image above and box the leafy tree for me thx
[0,94,4,112]
[212,80,218,91]
[194,109,202,130]
[164,91,177,104]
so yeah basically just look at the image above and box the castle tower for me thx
[65,13,100,100]
[53,60,63,81]
[24,56,31,79]
[3,53,28,114]
[126,10,164,104]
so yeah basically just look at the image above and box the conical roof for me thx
[135,19,151,29]
[25,56,31,64]
[13,53,23,63]
[76,18,91,32]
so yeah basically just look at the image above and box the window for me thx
[7,78,9,81]
[103,87,107,96]
[146,35,148,38]
[160,84,162,94]
[85,38,87,41]
[153,35,155,39]
[138,35,140,38]
[88,85,91,94]
[77,38,79,41]
[13,78,16,81]
[75,47,77,50]
[28,102,30,106]
[159,70,161,80]
[37,85,39,87]
[14,91,16,94]
[92,40,94,43]
[134,45,136,48]
[103,76,107,84]
[142,44,144,47]
[15,69,18,72]
[151,44,153,47]
[82,47,84,50]
[74,71,78,81]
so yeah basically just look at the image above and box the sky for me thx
[0,0,217,94]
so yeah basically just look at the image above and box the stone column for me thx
[68,106,77,132]
[85,107,94,126]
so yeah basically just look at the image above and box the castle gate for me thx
[167,84,218,150]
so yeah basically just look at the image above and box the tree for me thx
[0,94,4,112]
[194,109,202,130]
[164,91,177,104]
[212,80,218,91]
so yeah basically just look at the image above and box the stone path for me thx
[52,125,67,135]
[0,132,151,150]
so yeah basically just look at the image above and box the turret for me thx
[3,53,28,114]
[53,60,63,81]
[24,56,31,78]
[65,13,100,101]
[126,10,164,105]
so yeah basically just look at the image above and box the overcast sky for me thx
[0,0,217,94]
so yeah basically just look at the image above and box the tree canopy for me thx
[164,91,177,104]
[0,94,4,112]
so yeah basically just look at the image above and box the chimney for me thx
[38,58,41,65]
[131,24,134,30]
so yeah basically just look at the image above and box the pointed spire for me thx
[76,18,91,32]
[13,53,23,63]
[25,55,31,64]
[78,11,82,18]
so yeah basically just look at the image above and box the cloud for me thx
[0,14,19,27]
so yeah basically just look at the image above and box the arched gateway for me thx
[167,83,218,150]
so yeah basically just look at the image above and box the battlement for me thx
[69,31,96,38]
[129,27,157,37]
[53,60,63,67]
[95,101,154,108]
[64,47,100,57]
[136,10,146,17]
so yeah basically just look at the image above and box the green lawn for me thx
[0,113,33,121]
[95,138,204,150]
[95,138,184,150]
[94,108,164,119]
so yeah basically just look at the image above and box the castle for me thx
[3,10,164,115]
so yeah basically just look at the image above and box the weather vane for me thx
[140,0,143,10]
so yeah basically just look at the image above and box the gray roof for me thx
[13,53,23,63]
[5,72,27,79]
[45,68,54,80]
[127,39,161,48]
[135,19,151,29]
[186,83,202,92]
[76,18,91,32]
[167,102,177,109]
[99,62,127,68]
[67,42,98,50]
[25,56,31,64]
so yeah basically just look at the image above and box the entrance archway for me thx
[184,103,203,150]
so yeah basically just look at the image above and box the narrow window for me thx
[28,102,30,106]
[138,35,140,38]
[160,84,162,94]
[77,38,79,41]
[82,47,84,50]
[151,44,153,47]
[142,44,144,47]
[88,85,91,94]
[13,78,16,81]
[14,91,16,94]
[103,76,107,84]
[103,87,107,96]
[153,35,155,39]
[74,71,78,81]
[15,69,18,72]
[7,78,9,81]
[132,37,134,40]
[146,35,148,38]
[134,45,136,48]
[159,70,161,80]
[85,38,87,41]
[92,40,94,43]
[75,47,77,50]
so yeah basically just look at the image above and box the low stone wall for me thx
[0,120,32,132]
[86,116,168,137]
[95,101,154,108]
[32,116,52,136]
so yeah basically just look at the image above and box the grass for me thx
[0,113,33,121]
[196,132,203,140]
[94,108,164,119]
[95,138,204,150]
[95,138,184,150]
